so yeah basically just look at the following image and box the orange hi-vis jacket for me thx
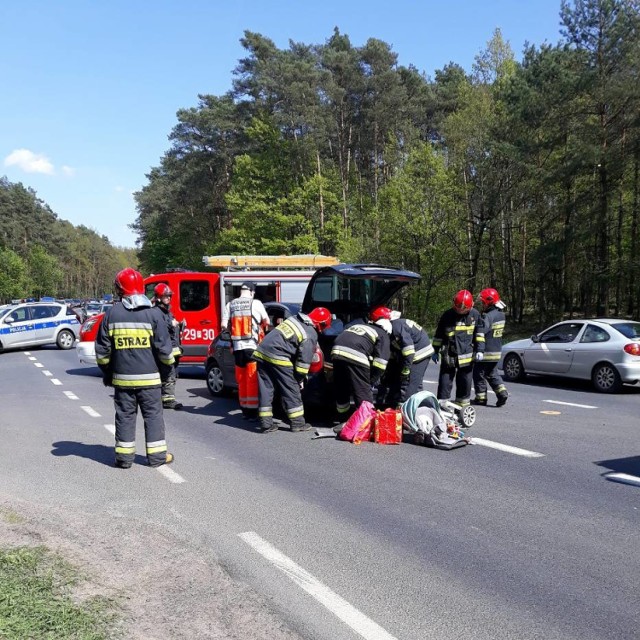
[227,296,269,351]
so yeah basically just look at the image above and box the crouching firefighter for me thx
[96,268,175,468]
[432,289,484,408]
[253,307,332,433]
[331,312,391,420]
[381,307,434,406]
[152,283,184,410]
[473,288,508,407]
[222,282,270,420]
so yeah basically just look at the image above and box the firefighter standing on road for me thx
[222,282,270,420]
[253,307,331,433]
[472,288,508,407]
[380,308,434,406]
[152,283,184,410]
[331,312,391,420]
[431,290,484,408]
[96,268,175,469]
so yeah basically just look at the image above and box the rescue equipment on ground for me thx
[401,391,473,450]
[373,408,403,444]
[338,401,377,444]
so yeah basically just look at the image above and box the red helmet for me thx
[307,307,332,332]
[478,287,500,307]
[115,268,144,296]
[453,289,473,314]
[154,283,173,298]
[369,306,392,322]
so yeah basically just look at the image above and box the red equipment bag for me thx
[374,409,403,444]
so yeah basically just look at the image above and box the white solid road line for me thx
[64,391,79,400]
[604,472,640,487]
[239,531,399,640]
[51,378,63,386]
[81,406,101,417]
[544,399,598,409]
[471,437,545,458]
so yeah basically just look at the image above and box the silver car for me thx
[500,319,640,393]
[0,302,80,352]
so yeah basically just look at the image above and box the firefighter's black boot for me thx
[291,423,312,432]
[496,392,508,407]
[261,418,278,433]
[471,397,487,406]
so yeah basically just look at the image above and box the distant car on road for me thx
[0,302,80,352]
[499,318,640,393]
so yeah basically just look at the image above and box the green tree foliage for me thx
[0,176,133,301]
[134,0,640,326]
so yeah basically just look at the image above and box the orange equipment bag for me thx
[374,409,403,444]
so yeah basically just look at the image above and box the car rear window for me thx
[611,322,640,339]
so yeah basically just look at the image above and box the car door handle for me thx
[564,348,572,352]
[200,319,212,325]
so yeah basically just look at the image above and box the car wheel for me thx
[502,353,525,382]
[205,360,226,396]
[591,362,622,393]
[459,405,476,428]
[56,329,75,350]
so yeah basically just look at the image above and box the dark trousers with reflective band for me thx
[161,365,177,404]
[333,360,373,416]
[403,358,429,402]
[437,364,473,405]
[257,361,305,429]
[114,386,168,466]
[473,361,507,400]
[234,349,258,414]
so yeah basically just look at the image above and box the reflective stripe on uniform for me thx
[336,402,351,414]
[414,344,434,361]
[483,351,501,361]
[372,357,388,370]
[458,352,473,365]
[259,406,273,418]
[287,405,305,419]
[113,372,161,387]
[295,365,310,375]
[253,351,293,367]
[146,439,167,454]
[455,325,474,334]
[401,345,415,356]
[331,346,370,367]
[115,440,136,454]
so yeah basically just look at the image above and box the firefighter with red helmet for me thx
[221,282,270,420]
[472,288,508,407]
[377,307,435,406]
[152,283,184,410]
[331,309,391,420]
[431,289,485,408]
[95,268,175,468]
[253,307,331,433]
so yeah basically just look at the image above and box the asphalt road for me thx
[1,346,639,640]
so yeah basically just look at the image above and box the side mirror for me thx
[530,334,539,343]
[4,317,14,324]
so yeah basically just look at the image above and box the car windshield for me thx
[86,304,101,313]
[611,322,640,339]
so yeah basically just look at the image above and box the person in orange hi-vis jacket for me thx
[222,282,270,420]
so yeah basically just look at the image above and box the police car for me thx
[0,302,81,352]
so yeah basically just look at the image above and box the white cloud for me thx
[4,148,55,175]
[61,165,75,177]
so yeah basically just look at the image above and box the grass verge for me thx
[0,545,118,639]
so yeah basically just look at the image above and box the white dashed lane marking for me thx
[544,399,598,409]
[471,438,545,458]
[34,362,44,368]
[240,531,398,640]
[51,379,63,386]
[81,406,101,417]
[64,391,79,400]
[42,370,53,376]
[28,356,37,361]
[604,473,640,487]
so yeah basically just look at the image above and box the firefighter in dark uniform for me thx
[96,268,176,469]
[254,307,332,433]
[331,312,391,420]
[378,307,435,406]
[152,283,184,410]
[431,289,485,408]
[472,287,508,407]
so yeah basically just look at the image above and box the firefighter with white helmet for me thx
[221,282,270,420]
[152,283,184,410]
[95,268,175,468]
[377,306,435,406]
[253,307,331,433]
[431,289,484,408]
[472,288,508,407]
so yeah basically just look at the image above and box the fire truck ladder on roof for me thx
[202,254,339,270]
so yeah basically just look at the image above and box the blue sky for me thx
[1,0,564,248]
